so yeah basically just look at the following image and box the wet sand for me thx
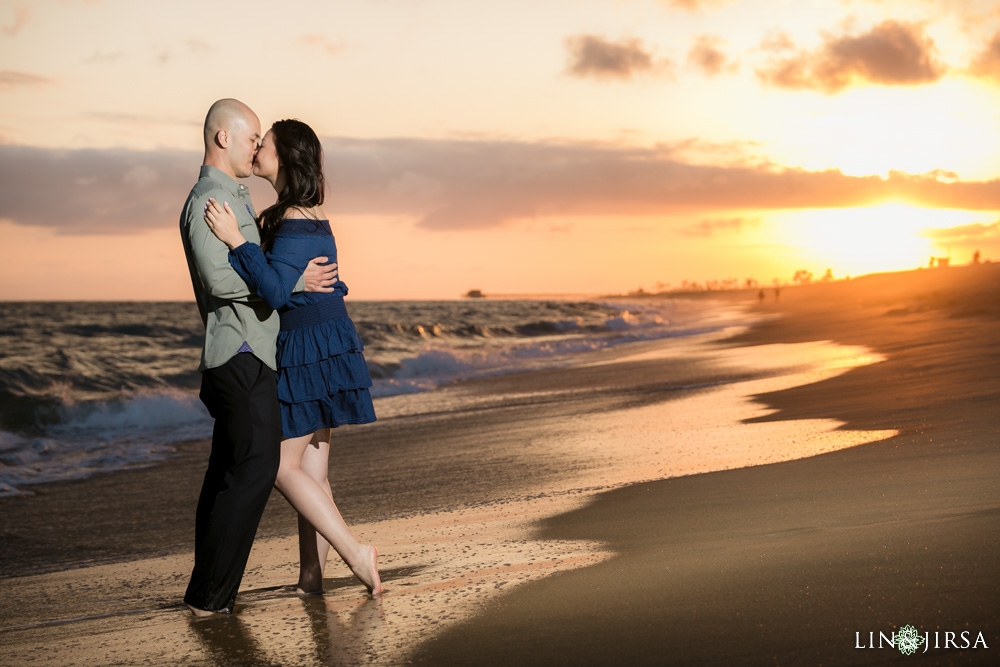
[1,264,998,665]
[414,264,1000,665]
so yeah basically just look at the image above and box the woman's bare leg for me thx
[276,432,382,595]
[295,430,333,593]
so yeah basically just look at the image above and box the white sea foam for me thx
[0,389,212,497]
[369,299,757,398]
[56,388,210,431]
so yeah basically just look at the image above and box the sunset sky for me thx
[2,0,1000,300]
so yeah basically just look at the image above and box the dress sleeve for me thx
[228,234,315,309]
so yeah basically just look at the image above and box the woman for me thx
[203,119,381,596]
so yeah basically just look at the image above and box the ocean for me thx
[0,298,754,497]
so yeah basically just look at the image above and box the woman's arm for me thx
[205,200,337,308]
[227,241,307,309]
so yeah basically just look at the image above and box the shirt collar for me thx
[199,164,250,199]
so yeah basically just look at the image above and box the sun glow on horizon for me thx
[771,205,993,278]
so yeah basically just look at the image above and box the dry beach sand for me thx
[1,264,997,665]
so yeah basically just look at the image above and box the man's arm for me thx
[185,192,254,300]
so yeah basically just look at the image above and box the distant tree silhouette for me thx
[792,269,813,285]
[820,268,834,282]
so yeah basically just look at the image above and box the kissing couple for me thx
[178,98,383,615]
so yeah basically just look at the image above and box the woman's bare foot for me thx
[348,544,382,595]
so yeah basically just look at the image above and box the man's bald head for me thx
[202,98,261,179]
[203,99,256,146]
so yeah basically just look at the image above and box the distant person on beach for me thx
[204,118,382,597]
[178,99,339,615]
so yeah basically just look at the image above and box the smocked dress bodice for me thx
[227,218,375,437]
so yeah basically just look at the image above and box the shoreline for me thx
[1,265,997,664]
[0,324,870,580]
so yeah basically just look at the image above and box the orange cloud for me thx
[922,220,1000,241]
[1,6,29,37]
[757,20,946,93]
[0,70,51,88]
[687,35,737,76]
[300,33,345,56]
[564,34,671,81]
[969,30,1000,82]
[83,50,126,64]
[663,0,734,11]
[681,216,760,237]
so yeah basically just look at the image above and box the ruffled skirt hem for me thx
[275,313,376,439]
[280,387,376,439]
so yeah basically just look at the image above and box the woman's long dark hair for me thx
[258,119,325,250]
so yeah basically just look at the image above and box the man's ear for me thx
[215,129,228,149]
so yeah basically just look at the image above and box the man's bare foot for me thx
[348,544,382,595]
[293,586,325,596]
[186,603,221,617]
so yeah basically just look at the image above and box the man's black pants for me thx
[184,353,281,613]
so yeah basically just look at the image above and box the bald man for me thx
[178,98,336,615]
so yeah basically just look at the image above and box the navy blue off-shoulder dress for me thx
[228,218,376,439]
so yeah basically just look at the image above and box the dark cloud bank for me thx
[1,140,998,235]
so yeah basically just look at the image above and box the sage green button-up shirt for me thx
[179,165,303,372]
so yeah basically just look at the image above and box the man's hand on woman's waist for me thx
[304,258,338,292]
